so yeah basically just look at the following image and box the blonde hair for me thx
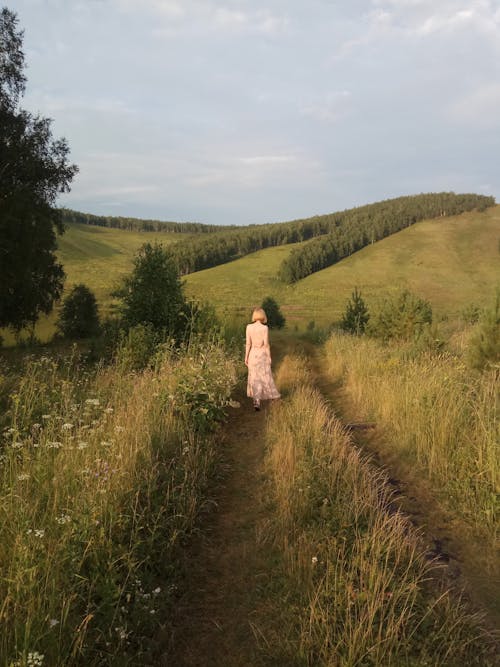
[251,307,267,324]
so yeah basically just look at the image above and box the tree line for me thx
[61,208,236,234]
[278,192,495,283]
[165,192,495,277]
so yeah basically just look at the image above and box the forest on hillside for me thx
[61,208,236,234]
[164,192,495,277]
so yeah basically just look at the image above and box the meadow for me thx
[185,205,500,330]
[1,202,498,665]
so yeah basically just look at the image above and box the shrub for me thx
[340,287,369,335]
[116,243,186,340]
[369,290,432,341]
[468,292,500,370]
[261,296,286,329]
[56,284,100,339]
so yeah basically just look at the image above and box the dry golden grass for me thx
[261,354,497,666]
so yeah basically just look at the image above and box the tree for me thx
[341,287,369,334]
[56,284,100,339]
[370,290,432,341]
[0,8,78,332]
[116,242,187,338]
[261,296,285,329]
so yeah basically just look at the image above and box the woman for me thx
[245,307,280,411]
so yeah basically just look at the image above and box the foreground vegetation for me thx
[0,339,237,666]
[260,354,497,666]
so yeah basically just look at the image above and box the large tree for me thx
[0,7,77,332]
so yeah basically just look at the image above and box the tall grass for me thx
[0,341,237,666]
[323,333,499,542]
[262,354,496,666]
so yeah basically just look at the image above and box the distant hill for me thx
[61,208,236,234]
[184,205,500,329]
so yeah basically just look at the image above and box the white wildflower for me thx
[85,398,100,406]
[49,618,59,627]
[47,441,62,449]
[153,587,161,595]
[104,407,114,414]
[77,442,89,450]
[11,441,24,449]
[62,423,73,430]
[56,514,71,525]
[17,473,30,481]
[42,415,51,420]
[27,651,45,666]
[34,529,45,538]
[114,426,125,433]
[311,556,318,565]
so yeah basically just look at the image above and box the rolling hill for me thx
[184,205,500,329]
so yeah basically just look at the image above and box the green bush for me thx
[56,284,100,339]
[261,296,286,329]
[468,292,500,370]
[340,287,370,335]
[115,323,161,371]
[369,290,432,341]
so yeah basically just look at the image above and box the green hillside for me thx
[56,223,195,306]
[184,206,500,329]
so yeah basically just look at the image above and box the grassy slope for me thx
[185,206,500,329]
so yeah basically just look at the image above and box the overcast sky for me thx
[8,0,500,225]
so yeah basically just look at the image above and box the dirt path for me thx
[307,344,500,631]
[161,385,273,667]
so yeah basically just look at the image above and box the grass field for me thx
[185,206,500,329]
[3,206,499,345]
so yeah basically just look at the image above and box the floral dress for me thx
[245,321,280,401]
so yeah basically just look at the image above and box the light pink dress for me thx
[245,321,280,401]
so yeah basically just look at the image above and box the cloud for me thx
[449,82,500,128]
[300,91,352,124]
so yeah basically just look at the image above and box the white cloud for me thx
[449,82,500,128]
[300,91,352,124]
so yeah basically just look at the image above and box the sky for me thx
[7,0,500,225]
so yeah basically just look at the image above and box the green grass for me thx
[185,206,500,330]
[4,206,499,345]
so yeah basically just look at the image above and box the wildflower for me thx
[85,398,100,406]
[311,556,318,565]
[27,652,44,666]
[62,423,73,430]
[104,407,114,414]
[34,529,45,538]
[17,473,30,481]
[77,442,89,450]
[32,423,41,430]
[56,514,71,525]
[153,587,161,595]
[49,618,59,627]
[42,415,51,420]
[114,426,125,433]
[47,441,62,449]
[228,400,241,408]
[11,441,24,449]
[115,626,128,640]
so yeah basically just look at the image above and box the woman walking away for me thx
[245,307,280,411]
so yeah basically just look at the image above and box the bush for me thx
[115,323,161,371]
[56,284,100,339]
[261,296,286,329]
[369,290,432,341]
[340,287,369,335]
[116,243,186,340]
[468,292,500,370]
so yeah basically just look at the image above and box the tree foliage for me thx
[0,8,78,332]
[467,292,500,371]
[116,242,187,339]
[56,284,100,339]
[261,296,286,329]
[369,290,432,341]
[278,193,495,283]
[155,193,495,278]
[341,288,370,335]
